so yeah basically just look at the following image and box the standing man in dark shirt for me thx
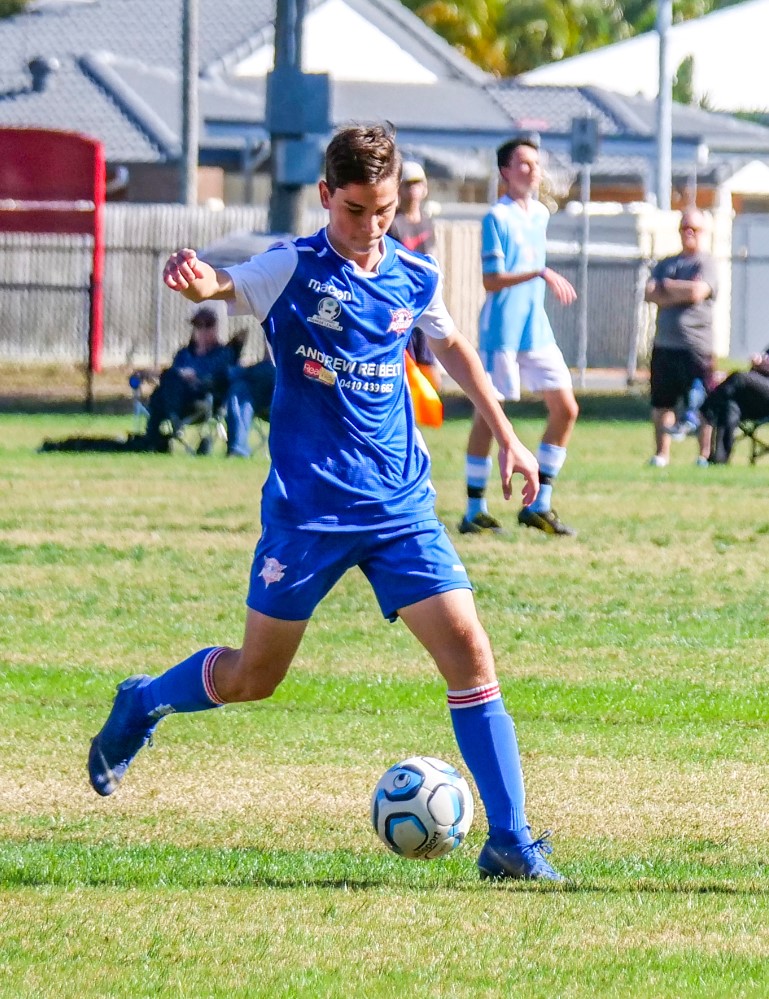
[645,207,718,467]
[388,161,442,391]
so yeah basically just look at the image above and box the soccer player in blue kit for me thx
[87,125,564,881]
[460,136,579,537]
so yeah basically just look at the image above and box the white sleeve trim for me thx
[223,241,298,321]
[416,269,454,341]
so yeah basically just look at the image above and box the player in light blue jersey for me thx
[87,125,565,882]
[460,136,580,537]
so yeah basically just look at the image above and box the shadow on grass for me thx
[2,840,766,894]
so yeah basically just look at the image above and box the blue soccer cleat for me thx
[478,826,565,881]
[88,674,157,796]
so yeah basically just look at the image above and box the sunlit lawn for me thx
[1,396,768,998]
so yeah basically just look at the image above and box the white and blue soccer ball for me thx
[371,756,474,860]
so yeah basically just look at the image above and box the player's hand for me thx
[498,437,539,506]
[543,267,577,306]
[163,248,206,291]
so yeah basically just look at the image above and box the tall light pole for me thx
[180,0,199,206]
[269,0,303,233]
[655,0,673,210]
[267,0,329,235]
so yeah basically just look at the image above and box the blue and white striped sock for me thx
[528,442,567,514]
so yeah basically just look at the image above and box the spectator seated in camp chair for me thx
[700,346,769,464]
[133,306,245,454]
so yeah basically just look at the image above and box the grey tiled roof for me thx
[0,53,164,161]
[488,81,624,136]
[2,0,768,176]
[331,81,513,135]
[0,0,489,164]
[587,88,769,152]
[488,79,769,154]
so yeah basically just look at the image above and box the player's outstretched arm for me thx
[163,247,235,302]
[428,330,539,505]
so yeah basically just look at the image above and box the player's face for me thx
[320,177,399,268]
[500,145,541,201]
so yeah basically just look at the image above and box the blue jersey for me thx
[225,229,454,532]
[478,196,555,353]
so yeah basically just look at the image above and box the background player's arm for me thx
[428,330,539,505]
[163,248,235,302]
[483,267,576,305]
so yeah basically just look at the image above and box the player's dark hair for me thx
[325,123,401,193]
[497,135,540,171]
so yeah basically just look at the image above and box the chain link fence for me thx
[0,204,653,376]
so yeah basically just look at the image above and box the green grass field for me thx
[2,398,769,998]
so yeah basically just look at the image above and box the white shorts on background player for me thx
[478,343,572,402]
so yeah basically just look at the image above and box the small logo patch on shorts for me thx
[259,556,286,586]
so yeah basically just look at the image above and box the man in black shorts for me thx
[645,207,717,467]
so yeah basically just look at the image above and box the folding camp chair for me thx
[737,417,769,465]
[129,372,227,455]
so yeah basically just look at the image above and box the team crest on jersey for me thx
[303,359,337,386]
[259,556,286,586]
[388,308,413,335]
[309,296,343,331]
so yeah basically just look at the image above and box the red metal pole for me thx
[89,140,106,376]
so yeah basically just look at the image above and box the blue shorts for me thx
[246,518,472,622]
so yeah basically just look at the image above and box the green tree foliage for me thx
[400,0,745,75]
[672,53,695,104]
[0,0,29,17]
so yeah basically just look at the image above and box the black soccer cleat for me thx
[517,507,576,537]
[458,512,503,535]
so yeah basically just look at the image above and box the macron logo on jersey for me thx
[308,278,352,301]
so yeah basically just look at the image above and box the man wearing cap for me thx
[460,136,579,537]
[144,306,240,452]
[388,161,442,392]
[389,160,436,256]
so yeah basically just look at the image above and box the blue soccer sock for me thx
[448,682,528,834]
[528,442,567,514]
[466,455,493,518]
[139,646,227,720]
